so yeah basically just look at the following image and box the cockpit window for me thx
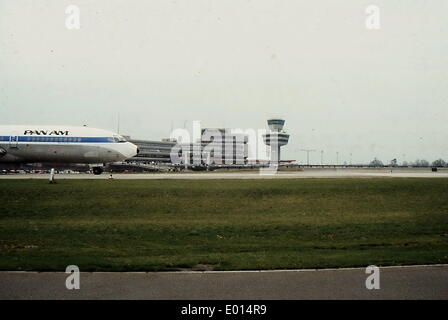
[113,135,127,143]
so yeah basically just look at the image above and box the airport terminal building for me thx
[128,138,175,164]
[127,128,248,166]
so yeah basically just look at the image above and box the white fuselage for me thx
[0,125,138,164]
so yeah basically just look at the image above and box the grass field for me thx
[0,178,447,271]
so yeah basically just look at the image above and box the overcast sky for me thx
[1,0,447,164]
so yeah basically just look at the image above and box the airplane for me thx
[0,125,139,175]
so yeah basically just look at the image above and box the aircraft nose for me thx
[130,143,139,157]
[117,142,139,160]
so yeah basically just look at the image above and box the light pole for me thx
[301,149,316,166]
[336,152,339,166]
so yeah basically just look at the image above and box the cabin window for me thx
[113,135,127,143]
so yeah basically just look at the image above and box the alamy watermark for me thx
[365,265,380,290]
[169,121,284,174]
[65,5,80,30]
[366,5,381,30]
[65,265,80,290]
[64,4,380,31]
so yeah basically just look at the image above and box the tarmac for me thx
[0,265,447,300]
[1,168,448,180]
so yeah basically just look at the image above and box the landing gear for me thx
[49,168,57,184]
[92,167,104,175]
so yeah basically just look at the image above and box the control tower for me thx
[262,119,290,164]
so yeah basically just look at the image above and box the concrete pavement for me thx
[1,168,448,180]
[1,265,447,300]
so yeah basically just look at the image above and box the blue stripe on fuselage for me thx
[0,136,114,143]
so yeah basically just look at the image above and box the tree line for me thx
[369,158,447,167]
